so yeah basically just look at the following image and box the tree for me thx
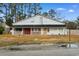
[75,16,79,25]
[3,3,27,22]
[8,3,17,22]
[0,25,4,34]
[42,9,57,20]
[32,3,42,15]
[27,3,42,17]
[27,3,32,17]
[3,4,8,22]
[48,9,56,19]
[0,3,3,13]
[66,22,77,47]
[17,11,26,21]
[5,14,13,26]
[66,22,77,29]
[42,12,48,17]
[0,3,42,23]
[0,17,3,23]
[0,3,4,23]
[16,3,27,21]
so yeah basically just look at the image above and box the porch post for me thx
[30,28,32,35]
[21,28,23,35]
[11,28,15,35]
[41,28,43,35]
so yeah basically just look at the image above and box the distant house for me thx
[12,15,68,35]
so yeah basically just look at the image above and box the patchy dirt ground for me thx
[0,34,79,46]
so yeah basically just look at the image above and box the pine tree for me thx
[32,3,42,15]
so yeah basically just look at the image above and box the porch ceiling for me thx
[13,25,66,28]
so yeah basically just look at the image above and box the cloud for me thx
[56,8,66,11]
[56,8,75,13]
[68,9,75,13]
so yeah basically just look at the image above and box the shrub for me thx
[0,26,4,34]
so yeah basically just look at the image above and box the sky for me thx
[0,3,79,21]
[40,3,79,21]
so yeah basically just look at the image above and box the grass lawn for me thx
[0,34,79,46]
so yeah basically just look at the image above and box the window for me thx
[44,28,49,32]
[32,28,41,34]
[15,28,22,31]
[32,28,41,32]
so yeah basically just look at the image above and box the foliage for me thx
[0,3,63,24]
[16,11,26,21]
[0,3,3,13]
[48,9,56,19]
[42,9,57,20]
[66,22,77,29]
[5,14,13,26]
[42,12,48,17]
[0,25,4,34]
[0,17,3,23]
[32,3,42,15]
[0,3,42,23]
[27,3,42,17]
[75,16,79,25]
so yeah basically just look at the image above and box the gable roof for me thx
[13,15,65,26]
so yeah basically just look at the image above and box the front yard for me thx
[0,34,79,47]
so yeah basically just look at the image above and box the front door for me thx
[23,28,31,34]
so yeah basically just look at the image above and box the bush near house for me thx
[0,26,4,34]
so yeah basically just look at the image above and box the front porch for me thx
[13,27,49,35]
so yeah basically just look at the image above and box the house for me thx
[12,15,68,35]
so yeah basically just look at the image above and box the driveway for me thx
[0,44,79,56]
